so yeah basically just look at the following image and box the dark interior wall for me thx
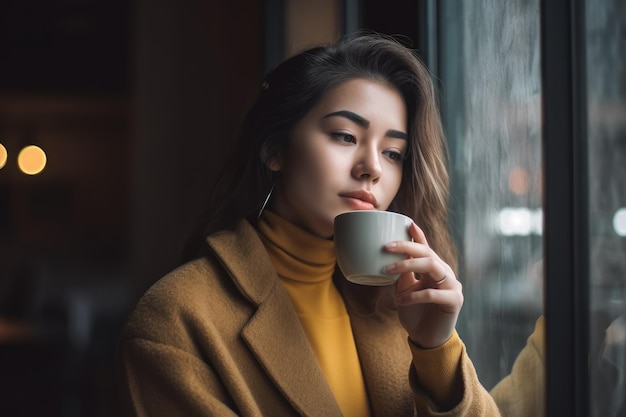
[0,0,131,95]
[0,0,264,300]
[0,2,263,415]
[0,2,134,415]
[131,0,263,297]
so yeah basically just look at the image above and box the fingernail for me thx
[384,263,397,273]
[384,241,398,248]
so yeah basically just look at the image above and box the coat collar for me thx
[205,220,276,306]
[206,220,344,416]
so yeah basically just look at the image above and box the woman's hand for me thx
[384,222,463,348]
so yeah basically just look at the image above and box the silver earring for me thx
[257,183,275,220]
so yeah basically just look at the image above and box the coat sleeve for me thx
[489,317,545,417]
[490,315,622,417]
[408,332,502,416]
[117,337,242,417]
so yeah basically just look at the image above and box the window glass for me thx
[440,0,543,392]
[586,0,626,415]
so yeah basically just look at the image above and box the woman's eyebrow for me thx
[323,110,370,128]
[323,110,408,140]
[387,129,408,140]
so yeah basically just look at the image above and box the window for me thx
[586,0,626,415]
[438,1,625,415]
[439,0,543,392]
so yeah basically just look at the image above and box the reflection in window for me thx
[586,0,626,415]
[440,0,542,392]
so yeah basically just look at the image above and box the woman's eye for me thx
[383,150,405,161]
[332,132,356,143]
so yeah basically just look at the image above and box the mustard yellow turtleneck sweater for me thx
[257,211,372,417]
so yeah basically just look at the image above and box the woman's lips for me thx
[343,196,376,210]
[340,190,378,210]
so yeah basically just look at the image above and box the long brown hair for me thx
[184,33,456,271]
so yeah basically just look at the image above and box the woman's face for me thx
[268,78,408,238]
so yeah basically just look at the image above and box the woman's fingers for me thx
[395,273,463,310]
[386,222,463,348]
[385,256,447,280]
[408,222,429,246]
[384,223,450,286]
[394,270,463,348]
[384,220,461,305]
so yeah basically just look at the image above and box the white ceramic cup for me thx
[334,210,412,286]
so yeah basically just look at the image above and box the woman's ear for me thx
[260,144,283,172]
[265,155,282,172]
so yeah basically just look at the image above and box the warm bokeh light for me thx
[508,166,530,195]
[17,145,47,175]
[0,143,7,169]
[614,207,626,237]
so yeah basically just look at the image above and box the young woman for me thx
[117,34,501,417]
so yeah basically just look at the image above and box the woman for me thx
[117,34,501,416]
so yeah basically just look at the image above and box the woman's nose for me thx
[352,149,382,182]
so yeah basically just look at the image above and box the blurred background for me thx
[0,1,624,416]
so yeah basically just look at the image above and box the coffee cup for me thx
[334,210,412,286]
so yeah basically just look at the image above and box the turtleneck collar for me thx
[256,210,336,283]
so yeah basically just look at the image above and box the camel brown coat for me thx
[117,220,501,417]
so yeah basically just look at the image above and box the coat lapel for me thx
[207,221,343,417]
